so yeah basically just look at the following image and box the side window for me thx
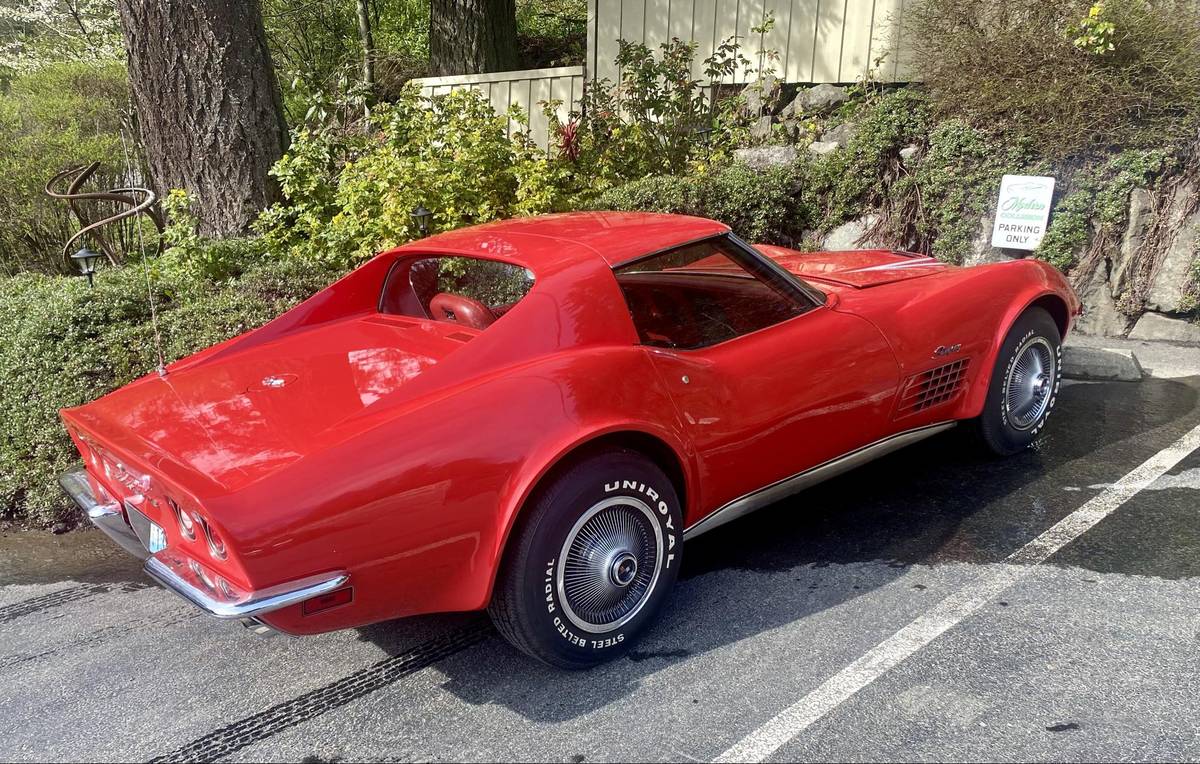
[613,237,811,350]
[381,256,535,331]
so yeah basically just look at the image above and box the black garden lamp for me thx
[410,205,433,237]
[71,246,103,287]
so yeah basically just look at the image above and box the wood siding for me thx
[586,0,911,85]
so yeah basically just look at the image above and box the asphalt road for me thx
[2,341,1200,763]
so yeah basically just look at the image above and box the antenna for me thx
[119,129,168,379]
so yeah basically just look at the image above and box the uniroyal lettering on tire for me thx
[979,307,1063,456]
[489,449,683,669]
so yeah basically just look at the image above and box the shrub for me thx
[802,89,932,233]
[593,163,803,244]
[907,0,1200,157]
[560,38,749,194]
[0,256,345,526]
[158,189,269,283]
[258,87,571,267]
[1181,255,1200,316]
[0,61,130,277]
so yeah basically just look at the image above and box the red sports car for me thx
[59,212,1079,668]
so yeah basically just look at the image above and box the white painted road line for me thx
[715,421,1200,764]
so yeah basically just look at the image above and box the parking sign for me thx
[991,175,1056,251]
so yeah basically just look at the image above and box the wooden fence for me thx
[409,66,586,150]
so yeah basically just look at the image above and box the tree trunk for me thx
[116,0,288,237]
[429,0,520,76]
[356,0,375,90]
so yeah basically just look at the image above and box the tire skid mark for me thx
[148,621,495,763]
[0,581,150,624]
[0,609,201,673]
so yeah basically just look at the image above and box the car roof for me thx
[388,212,730,270]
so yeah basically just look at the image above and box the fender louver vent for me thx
[897,359,970,417]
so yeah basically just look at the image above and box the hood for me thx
[65,314,474,493]
[757,246,951,288]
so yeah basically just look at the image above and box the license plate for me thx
[148,521,167,553]
[125,501,167,554]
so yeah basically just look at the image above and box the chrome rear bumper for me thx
[143,555,348,619]
[60,467,347,620]
[58,469,149,560]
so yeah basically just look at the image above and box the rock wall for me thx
[1078,181,1200,340]
[732,82,1200,341]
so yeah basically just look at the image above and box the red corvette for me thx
[59,212,1079,667]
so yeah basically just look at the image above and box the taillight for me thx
[195,514,228,560]
[170,499,195,540]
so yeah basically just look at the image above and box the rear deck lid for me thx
[66,314,473,492]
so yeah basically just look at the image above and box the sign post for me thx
[991,175,1056,251]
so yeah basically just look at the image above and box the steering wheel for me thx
[429,292,497,330]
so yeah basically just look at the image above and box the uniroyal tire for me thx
[978,307,1063,456]
[489,449,683,669]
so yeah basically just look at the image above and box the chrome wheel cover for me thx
[556,496,663,634]
[1005,336,1056,431]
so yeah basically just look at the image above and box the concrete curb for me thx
[1062,346,1143,382]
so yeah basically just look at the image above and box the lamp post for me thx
[70,247,103,287]
[410,205,433,237]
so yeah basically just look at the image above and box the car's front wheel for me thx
[978,306,1063,455]
[489,449,682,669]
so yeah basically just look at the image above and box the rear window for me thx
[380,256,535,331]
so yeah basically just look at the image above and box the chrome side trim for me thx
[59,468,150,560]
[144,557,349,619]
[683,422,957,540]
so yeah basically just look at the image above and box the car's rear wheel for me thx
[978,306,1063,455]
[489,450,682,669]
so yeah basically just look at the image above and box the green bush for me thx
[0,256,345,526]
[259,39,760,267]
[593,163,803,244]
[0,61,129,276]
[259,87,571,266]
[907,0,1200,157]
[561,38,749,195]
[802,89,932,233]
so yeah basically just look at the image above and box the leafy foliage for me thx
[1038,149,1173,271]
[158,190,268,283]
[800,89,931,233]
[907,0,1200,157]
[884,119,1038,262]
[258,87,569,266]
[0,0,123,79]
[516,0,586,68]
[262,0,430,123]
[1068,2,1118,54]
[559,38,749,194]
[0,61,129,276]
[1180,255,1200,315]
[594,163,802,244]
[0,257,344,525]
